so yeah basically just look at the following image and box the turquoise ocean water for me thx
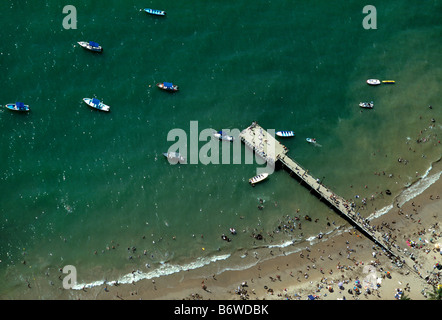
[0,1,441,298]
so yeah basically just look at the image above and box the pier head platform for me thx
[239,121,288,168]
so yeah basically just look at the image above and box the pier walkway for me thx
[240,122,418,272]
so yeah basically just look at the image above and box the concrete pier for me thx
[240,122,419,273]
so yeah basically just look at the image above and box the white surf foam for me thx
[267,239,296,248]
[396,169,441,207]
[367,204,394,220]
[72,253,231,290]
[368,164,441,220]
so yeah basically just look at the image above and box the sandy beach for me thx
[60,160,441,301]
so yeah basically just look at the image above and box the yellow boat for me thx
[382,80,395,84]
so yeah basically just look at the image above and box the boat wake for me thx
[306,138,322,147]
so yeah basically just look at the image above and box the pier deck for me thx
[239,122,288,166]
[240,122,418,273]
[279,155,395,253]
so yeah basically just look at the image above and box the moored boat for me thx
[163,152,186,164]
[359,101,374,109]
[4,102,30,112]
[77,41,103,52]
[367,79,381,85]
[249,173,269,185]
[213,130,234,142]
[144,8,166,16]
[156,82,179,92]
[381,80,395,84]
[83,98,110,112]
[306,138,317,144]
[276,131,295,137]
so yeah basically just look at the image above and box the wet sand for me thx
[64,161,441,301]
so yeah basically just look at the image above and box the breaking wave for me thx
[72,253,231,290]
[368,161,441,220]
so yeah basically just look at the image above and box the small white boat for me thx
[359,101,374,109]
[213,130,234,142]
[83,98,110,112]
[77,41,103,52]
[163,152,186,164]
[367,79,381,86]
[276,131,295,137]
[306,138,317,144]
[249,173,269,185]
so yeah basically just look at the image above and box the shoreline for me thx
[61,159,441,300]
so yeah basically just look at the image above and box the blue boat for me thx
[78,41,103,52]
[144,8,166,16]
[4,102,30,112]
[276,131,295,137]
[83,98,110,112]
[156,82,179,92]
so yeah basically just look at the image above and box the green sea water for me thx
[0,1,441,298]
